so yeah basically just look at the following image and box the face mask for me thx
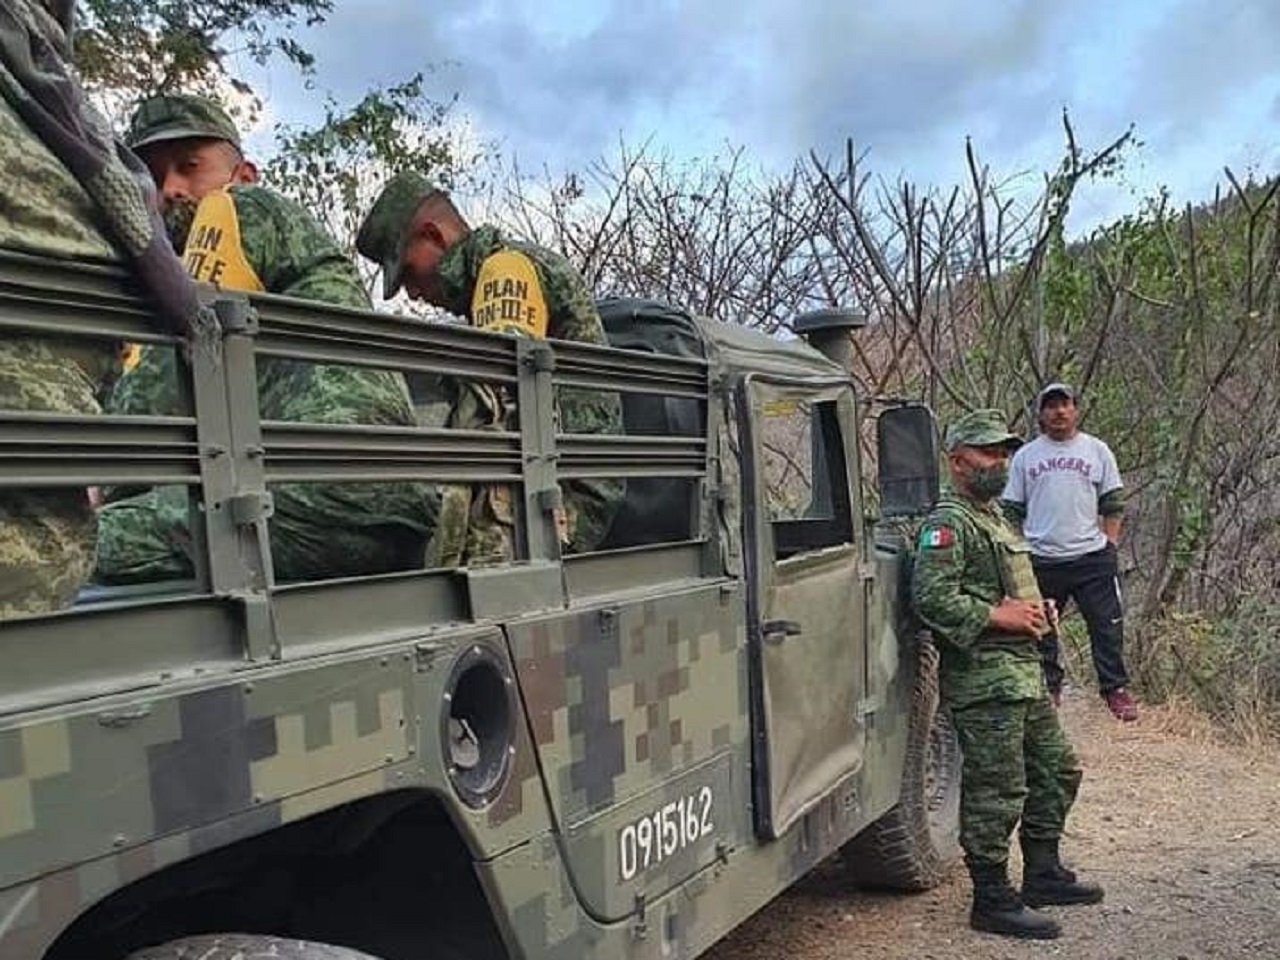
[161,197,200,252]
[968,463,1008,500]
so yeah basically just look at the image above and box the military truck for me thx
[0,251,959,960]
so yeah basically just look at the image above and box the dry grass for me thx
[1058,608,1280,750]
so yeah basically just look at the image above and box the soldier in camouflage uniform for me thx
[356,172,622,565]
[95,95,438,584]
[0,1,206,618]
[911,409,1103,940]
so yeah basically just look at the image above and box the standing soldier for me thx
[355,172,622,565]
[0,0,205,618]
[912,409,1103,940]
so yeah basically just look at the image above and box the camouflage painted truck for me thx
[0,251,960,960]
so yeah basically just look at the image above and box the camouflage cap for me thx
[943,409,1022,452]
[1037,382,1078,408]
[356,171,445,299]
[125,94,241,151]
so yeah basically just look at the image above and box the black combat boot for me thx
[1021,837,1105,907]
[969,862,1062,940]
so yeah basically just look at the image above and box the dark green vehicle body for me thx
[0,253,957,960]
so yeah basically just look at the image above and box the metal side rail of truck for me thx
[0,251,960,960]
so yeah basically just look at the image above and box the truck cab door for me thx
[740,375,866,839]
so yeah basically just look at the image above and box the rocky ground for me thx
[704,689,1280,959]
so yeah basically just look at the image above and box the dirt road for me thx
[705,691,1280,959]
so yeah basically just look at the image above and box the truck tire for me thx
[841,634,961,891]
[125,934,385,960]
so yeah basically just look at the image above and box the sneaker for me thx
[1104,687,1139,722]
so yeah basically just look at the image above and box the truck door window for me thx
[760,398,852,559]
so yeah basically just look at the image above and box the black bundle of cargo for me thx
[596,297,706,550]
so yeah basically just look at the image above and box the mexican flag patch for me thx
[919,525,955,549]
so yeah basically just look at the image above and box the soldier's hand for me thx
[988,597,1048,637]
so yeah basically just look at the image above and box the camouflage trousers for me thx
[427,478,624,568]
[949,696,1082,870]
[0,337,114,619]
[96,482,439,585]
[0,490,96,618]
[429,484,515,568]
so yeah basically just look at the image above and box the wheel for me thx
[841,633,961,891]
[124,934,385,960]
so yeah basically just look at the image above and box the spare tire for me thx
[841,634,961,891]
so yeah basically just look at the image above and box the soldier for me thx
[355,172,622,565]
[911,409,1103,940]
[96,94,438,584]
[0,0,206,618]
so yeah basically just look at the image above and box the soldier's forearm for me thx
[915,598,991,651]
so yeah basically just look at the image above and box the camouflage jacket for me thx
[109,185,413,426]
[434,225,608,348]
[98,186,436,585]
[433,225,623,552]
[433,225,619,432]
[911,490,1045,708]
[0,92,122,404]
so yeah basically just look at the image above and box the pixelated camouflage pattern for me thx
[506,587,750,919]
[352,169,441,298]
[430,225,623,562]
[0,641,423,957]
[941,407,1021,453]
[0,0,205,335]
[910,488,1078,875]
[430,483,514,568]
[949,697,1081,869]
[112,185,375,418]
[417,579,909,960]
[125,93,242,151]
[98,186,439,584]
[911,490,1046,709]
[97,481,439,585]
[0,98,118,263]
[0,490,96,618]
[0,98,121,618]
[1,285,941,960]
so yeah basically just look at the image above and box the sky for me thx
[237,0,1280,232]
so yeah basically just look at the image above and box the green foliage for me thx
[266,74,493,293]
[1130,598,1280,740]
[75,0,332,113]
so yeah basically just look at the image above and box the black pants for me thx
[1032,544,1130,694]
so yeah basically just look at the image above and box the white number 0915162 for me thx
[618,786,714,881]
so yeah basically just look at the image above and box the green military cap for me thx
[356,171,445,299]
[125,94,241,151]
[943,409,1023,452]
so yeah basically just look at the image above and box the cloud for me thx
[258,0,1278,207]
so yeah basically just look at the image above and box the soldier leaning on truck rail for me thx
[911,409,1104,941]
[0,0,212,619]
[94,94,440,585]
[356,172,623,565]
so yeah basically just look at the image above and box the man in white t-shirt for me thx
[1002,384,1138,722]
